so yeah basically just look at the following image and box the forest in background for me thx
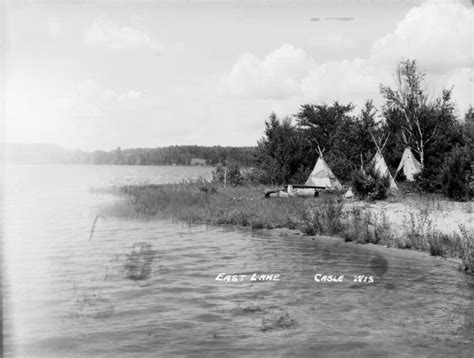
[3,143,256,167]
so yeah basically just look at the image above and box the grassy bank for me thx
[116,182,473,274]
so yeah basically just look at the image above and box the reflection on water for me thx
[2,165,473,357]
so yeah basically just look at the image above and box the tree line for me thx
[254,59,473,201]
[5,143,256,167]
[90,145,255,166]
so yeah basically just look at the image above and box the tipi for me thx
[305,151,342,190]
[370,133,398,190]
[373,152,398,190]
[395,147,422,181]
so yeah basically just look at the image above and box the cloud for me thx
[222,45,382,107]
[222,0,472,111]
[370,0,473,73]
[301,59,385,106]
[47,19,62,38]
[221,44,315,99]
[84,18,162,53]
[445,67,474,114]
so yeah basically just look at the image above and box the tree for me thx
[227,162,243,186]
[351,161,390,201]
[441,146,472,201]
[212,164,226,183]
[462,106,474,153]
[296,101,354,154]
[380,59,438,168]
[296,101,358,182]
[256,113,311,184]
[114,146,124,165]
[354,100,382,166]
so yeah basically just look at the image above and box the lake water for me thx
[2,165,473,357]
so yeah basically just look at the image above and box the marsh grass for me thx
[120,182,307,230]
[117,182,473,275]
[342,207,373,244]
[302,196,344,236]
[341,205,473,273]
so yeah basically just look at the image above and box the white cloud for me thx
[84,18,162,53]
[370,0,473,73]
[47,19,62,38]
[445,67,474,114]
[222,0,472,112]
[301,59,386,106]
[221,44,315,99]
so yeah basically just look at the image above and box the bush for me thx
[290,164,312,185]
[415,166,443,194]
[212,163,246,186]
[212,163,226,184]
[441,146,472,201]
[240,167,264,185]
[325,152,357,183]
[351,163,390,201]
[228,162,243,186]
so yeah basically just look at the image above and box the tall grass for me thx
[119,182,306,230]
[341,204,473,274]
[302,196,344,236]
[117,182,473,275]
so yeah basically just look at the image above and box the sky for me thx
[2,0,473,151]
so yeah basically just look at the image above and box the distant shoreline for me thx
[3,162,216,167]
[2,143,255,167]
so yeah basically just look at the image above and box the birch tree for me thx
[380,59,442,168]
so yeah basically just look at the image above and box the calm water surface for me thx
[2,165,473,357]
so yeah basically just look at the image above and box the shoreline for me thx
[221,225,464,270]
[111,183,473,275]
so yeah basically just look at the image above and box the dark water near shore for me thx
[2,165,473,357]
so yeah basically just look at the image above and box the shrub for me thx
[228,161,243,186]
[241,167,265,185]
[325,152,357,183]
[441,146,472,201]
[212,162,245,186]
[212,164,226,184]
[351,163,390,201]
[290,164,312,185]
[415,166,443,194]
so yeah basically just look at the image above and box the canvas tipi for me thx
[370,133,398,190]
[373,152,398,190]
[395,147,422,181]
[305,151,342,190]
